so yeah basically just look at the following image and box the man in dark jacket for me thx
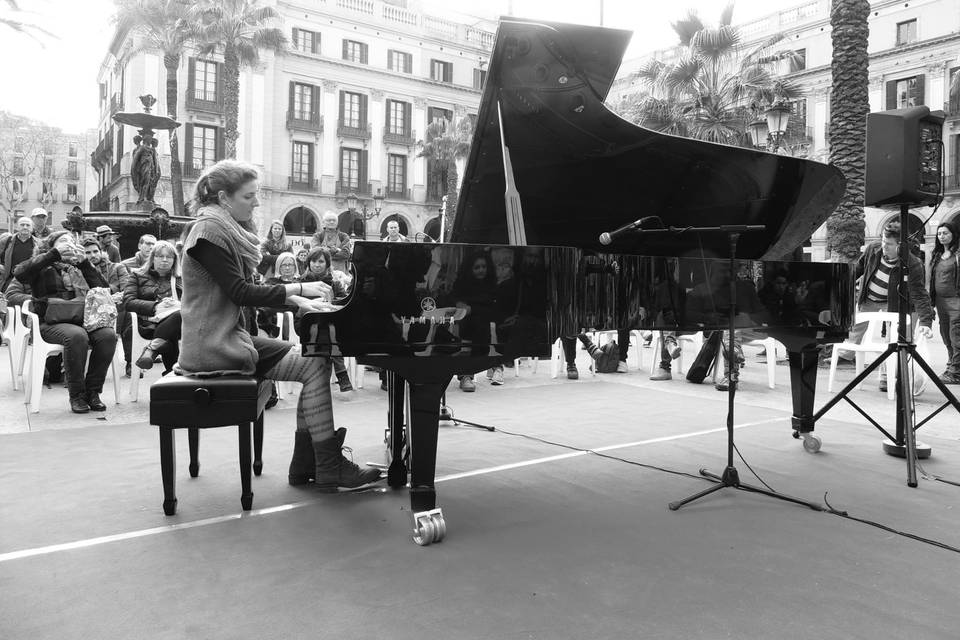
[0,216,40,293]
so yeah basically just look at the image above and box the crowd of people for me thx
[3,167,960,491]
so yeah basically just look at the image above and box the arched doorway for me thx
[283,206,318,236]
[424,216,442,242]
[337,210,359,236]
[379,214,409,239]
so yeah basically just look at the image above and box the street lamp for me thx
[746,118,769,149]
[346,188,385,239]
[764,101,792,153]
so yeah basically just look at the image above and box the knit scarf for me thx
[195,204,262,275]
[58,263,91,298]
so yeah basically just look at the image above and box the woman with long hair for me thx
[123,240,183,374]
[930,220,960,384]
[300,246,352,391]
[259,219,292,279]
[451,250,498,391]
[179,160,381,490]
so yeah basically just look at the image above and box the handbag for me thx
[83,287,119,332]
[148,298,181,323]
[44,298,85,326]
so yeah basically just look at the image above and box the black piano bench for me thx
[149,375,272,516]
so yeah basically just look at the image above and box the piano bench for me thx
[149,375,273,516]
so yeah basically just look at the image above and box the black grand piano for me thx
[300,19,853,545]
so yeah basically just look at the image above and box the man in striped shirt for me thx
[841,221,934,390]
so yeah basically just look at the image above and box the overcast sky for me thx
[0,0,784,133]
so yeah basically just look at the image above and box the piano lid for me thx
[451,19,846,260]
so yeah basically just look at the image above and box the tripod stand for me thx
[665,225,824,511]
[812,203,960,487]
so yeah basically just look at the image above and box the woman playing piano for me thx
[178,160,382,491]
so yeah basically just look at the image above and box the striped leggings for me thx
[262,346,335,442]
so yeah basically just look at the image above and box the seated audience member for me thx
[295,244,310,276]
[122,240,183,374]
[95,225,122,263]
[1,216,41,293]
[82,237,128,294]
[310,211,352,272]
[300,246,352,391]
[6,230,118,413]
[451,251,498,391]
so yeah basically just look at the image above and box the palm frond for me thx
[671,12,704,47]
[663,57,702,94]
[718,3,735,26]
[691,25,740,59]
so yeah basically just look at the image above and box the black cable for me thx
[823,493,960,553]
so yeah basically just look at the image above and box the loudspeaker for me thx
[864,106,944,207]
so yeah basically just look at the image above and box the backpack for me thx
[592,340,621,373]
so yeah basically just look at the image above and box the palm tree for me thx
[114,0,194,217]
[824,0,870,262]
[192,0,286,159]
[617,5,801,147]
[417,117,472,240]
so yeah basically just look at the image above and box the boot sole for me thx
[288,475,314,486]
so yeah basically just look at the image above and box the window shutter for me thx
[385,99,392,130]
[403,101,411,136]
[311,85,320,120]
[215,127,224,161]
[117,125,124,158]
[401,156,407,189]
[444,62,452,83]
[915,74,925,105]
[184,124,194,170]
[361,43,368,65]
[360,149,369,190]
[338,91,345,123]
[312,31,320,54]
[289,81,296,114]
[360,94,368,129]
[188,57,196,96]
[342,40,348,60]
[308,143,315,183]
[292,28,299,48]
[405,52,412,74]
[886,80,897,109]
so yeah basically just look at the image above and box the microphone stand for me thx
[642,225,825,512]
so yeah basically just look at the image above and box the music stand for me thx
[811,203,960,487]
[632,225,825,512]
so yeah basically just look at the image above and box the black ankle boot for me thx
[288,431,316,485]
[313,427,382,492]
[86,391,107,411]
[136,338,170,370]
[69,395,90,413]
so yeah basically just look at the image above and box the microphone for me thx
[598,217,660,245]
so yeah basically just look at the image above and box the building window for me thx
[13,136,23,153]
[341,91,362,128]
[386,100,411,136]
[789,49,806,73]
[67,161,78,180]
[68,141,78,157]
[342,39,368,64]
[42,182,54,196]
[950,67,960,114]
[886,75,924,109]
[192,124,218,171]
[291,141,314,185]
[43,158,55,178]
[387,154,406,196]
[340,147,361,190]
[473,68,487,90]
[194,59,217,101]
[427,106,452,128]
[11,179,24,195]
[292,28,319,53]
[430,59,453,83]
[292,83,314,120]
[67,183,78,198]
[43,141,55,155]
[388,49,412,73]
[12,157,24,175]
[896,19,917,46]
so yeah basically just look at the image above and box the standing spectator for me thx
[1,216,41,292]
[309,211,352,272]
[259,220,292,279]
[451,251,498,390]
[381,219,409,243]
[179,159,380,489]
[95,225,123,263]
[121,234,157,271]
[6,230,118,413]
[30,208,53,239]
[929,221,960,384]
[124,240,182,375]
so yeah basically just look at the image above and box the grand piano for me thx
[300,19,854,545]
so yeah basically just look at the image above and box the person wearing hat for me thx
[0,216,41,293]
[95,225,122,263]
[30,208,52,240]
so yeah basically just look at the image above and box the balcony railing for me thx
[286,111,324,132]
[62,194,81,204]
[426,182,445,202]
[383,129,416,146]
[337,120,371,139]
[288,176,319,191]
[335,180,372,196]
[185,89,224,114]
[384,187,411,200]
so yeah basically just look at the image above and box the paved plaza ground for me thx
[1,337,959,639]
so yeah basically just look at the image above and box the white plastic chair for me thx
[275,311,302,396]
[21,300,122,413]
[3,304,24,389]
[127,311,149,402]
[745,336,786,390]
[828,311,905,400]
[650,331,705,376]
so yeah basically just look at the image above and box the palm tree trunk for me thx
[164,53,185,218]
[825,0,869,262]
[222,47,241,159]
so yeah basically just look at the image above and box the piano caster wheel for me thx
[802,433,822,453]
[412,508,445,546]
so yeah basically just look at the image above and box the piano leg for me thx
[386,371,408,488]
[788,346,822,453]
[407,380,447,546]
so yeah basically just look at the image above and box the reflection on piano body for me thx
[299,18,854,544]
